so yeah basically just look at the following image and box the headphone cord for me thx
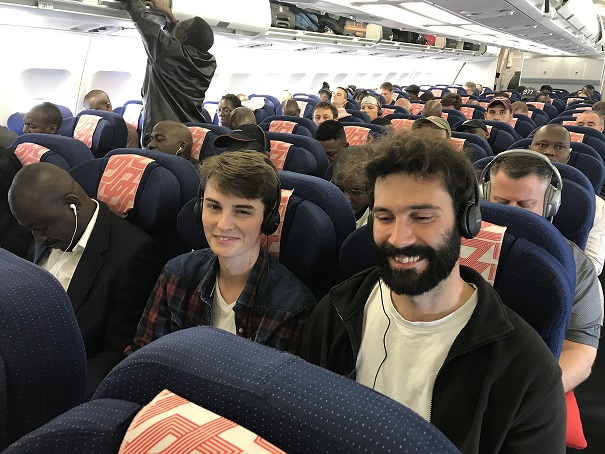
[49,212,78,277]
[372,279,391,390]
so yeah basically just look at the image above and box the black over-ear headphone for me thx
[479,149,563,220]
[255,124,270,153]
[377,104,383,116]
[194,181,282,236]
[366,175,482,239]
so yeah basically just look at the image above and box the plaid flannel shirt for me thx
[127,248,315,355]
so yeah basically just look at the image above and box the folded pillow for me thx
[566,390,587,450]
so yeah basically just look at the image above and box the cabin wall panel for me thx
[454,59,498,89]
[520,56,605,93]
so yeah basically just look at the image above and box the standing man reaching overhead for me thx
[121,0,217,147]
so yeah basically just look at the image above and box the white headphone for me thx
[49,202,79,277]
[69,203,77,215]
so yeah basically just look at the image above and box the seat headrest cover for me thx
[460,107,474,119]
[570,132,585,143]
[74,114,103,148]
[269,120,296,134]
[97,154,154,218]
[261,189,293,260]
[269,140,292,171]
[123,103,143,129]
[450,137,465,151]
[460,221,507,286]
[344,126,370,146]
[188,126,209,160]
[391,118,415,131]
[14,142,50,165]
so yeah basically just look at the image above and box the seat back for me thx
[265,132,329,178]
[7,112,24,135]
[451,131,493,156]
[25,327,451,454]
[560,125,605,165]
[261,115,318,135]
[0,250,86,450]
[269,139,318,176]
[449,137,490,162]
[344,110,370,123]
[115,100,144,136]
[483,122,516,153]
[459,104,486,120]
[58,114,115,157]
[77,109,128,151]
[441,108,467,127]
[186,125,221,160]
[339,204,574,358]
[71,149,199,260]
[512,114,537,138]
[340,122,387,145]
[11,133,94,170]
[261,119,314,137]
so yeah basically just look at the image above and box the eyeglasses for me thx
[332,182,365,198]
[217,108,233,114]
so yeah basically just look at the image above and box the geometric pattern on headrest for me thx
[118,389,285,454]
[188,126,209,160]
[567,98,583,106]
[486,125,493,134]
[295,101,308,118]
[269,140,292,171]
[269,120,297,134]
[410,104,424,115]
[441,112,449,120]
[460,221,507,286]
[479,102,490,109]
[123,103,143,129]
[431,89,442,97]
[344,126,370,146]
[261,189,293,261]
[449,137,465,151]
[14,142,50,166]
[508,118,518,127]
[391,118,415,131]
[528,102,545,109]
[74,114,102,148]
[460,107,474,119]
[577,107,592,111]
[391,92,399,101]
[572,112,582,117]
[570,132,585,143]
[97,154,154,218]
[563,121,576,126]
[381,108,395,116]
[461,96,470,103]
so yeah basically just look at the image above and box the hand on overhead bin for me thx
[145,0,172,17]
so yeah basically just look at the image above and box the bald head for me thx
[147,121,193,159]
[83,90,112,111]
[9,163,96,250]
[23,102,62,134]
[229,107,257,130]
[529,124,571,163]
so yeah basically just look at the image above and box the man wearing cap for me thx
[214,124,269,155]
[360,96,382,122]
[405,84,421,101]
[485,97,514,124]
[457,119,489,141]
[411,117,451,139]
[521,87,537,101]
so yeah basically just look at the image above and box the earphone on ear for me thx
[69,203,77,216]
[479,149,563,221]
[377,104,383,116]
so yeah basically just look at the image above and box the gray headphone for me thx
[479,149,563,220]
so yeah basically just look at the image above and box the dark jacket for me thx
[32,202,164,396]
[300,266,566,453]
[123,0,217,146]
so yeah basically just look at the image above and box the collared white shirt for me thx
[585,195,605,276]
[41,200,100,291]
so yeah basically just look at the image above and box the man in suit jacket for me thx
[8,163,164,396]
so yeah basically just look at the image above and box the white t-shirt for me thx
[356,279,478,421]
[211,276,237,335]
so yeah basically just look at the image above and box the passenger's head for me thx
[365,132,478,295]
[218,94,242,128]
[229,107,256,130]
[172,16,214,53]
[485,97,513,123]
[476,84,483,93]
[511,101,529,116]
[360,95,382,121]
[23,102,62,134]
[331,146,373,217]
[404,84,420,99]
[540,84,553,93]
[592,101,605,113]
[318,88,332,102]
[214,124,268,154]
[419,92,435,102]
[485,150,558,218]
[147,120,193,159]
[394,97,412,111]
[380,82,394,104]
[316,120,348,164]
[83,89,112,111]
[440,93,462,110]
[456,119,489,140]
[576,111,604,132]
[354,90,369,103]
[582,85,595,97]
[199,152,280,260]
[535,92,551,103]
[331,87,349,109]
[411,116,451,139]
[528,125,571,163]
[0,146,23,234]
[371,117,393,130]
[464,82,477,95]
[282,99,301,117]
[8,163,96,250]
[313,101,338,126]
[421,100,442,117]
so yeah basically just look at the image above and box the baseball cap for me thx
[487,97,513,111]
[405,84,421,94]
[214,124,268,152]
[521,87,537,100]
[361,96,380,106]
[457,119,487,133]
[412,116,452,138]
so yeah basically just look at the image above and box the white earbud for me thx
[69,203,77,215]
